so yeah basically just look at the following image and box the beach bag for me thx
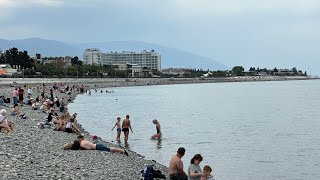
[141,165,166,180]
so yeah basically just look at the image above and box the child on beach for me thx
[201,165,215,180]
[11,104,20,115]
[111,117,121,141]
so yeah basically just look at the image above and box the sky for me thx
[0,0,320,75]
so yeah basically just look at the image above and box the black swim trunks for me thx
[65,128,72,133]
[170,174,188,180]
[122,128,129,132]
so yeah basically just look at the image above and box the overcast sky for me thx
[0,0,319,75]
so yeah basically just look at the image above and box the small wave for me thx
[196,142,211,145]
[256,160,281,164]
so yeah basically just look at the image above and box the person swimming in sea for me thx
[151,119,162,140]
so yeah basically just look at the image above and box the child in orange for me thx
[201,165,215,180]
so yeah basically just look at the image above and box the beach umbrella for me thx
[0,69,7,75]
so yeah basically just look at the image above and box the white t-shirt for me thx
[28,88,32,94]
[0,114,8,124]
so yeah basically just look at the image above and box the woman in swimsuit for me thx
[151,119,162,139]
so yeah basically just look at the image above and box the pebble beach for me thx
[0,78,171,180]
[0,76,315,180]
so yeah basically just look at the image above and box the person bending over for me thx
[151,119,162,139]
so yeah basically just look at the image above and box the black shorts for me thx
[122,128,129,132]
[66,128,72,133]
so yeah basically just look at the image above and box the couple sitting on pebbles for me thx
[64,135,129,156]
[51,111,81,135]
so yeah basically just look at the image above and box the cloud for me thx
[0,0,63,8]
[0,0,320,74]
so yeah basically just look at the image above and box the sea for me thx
[68,79,320,180]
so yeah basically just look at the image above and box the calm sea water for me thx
[68,80,320,180]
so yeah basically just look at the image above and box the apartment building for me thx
[83,49,161,71]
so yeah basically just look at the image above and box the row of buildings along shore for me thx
[0,48,308,77]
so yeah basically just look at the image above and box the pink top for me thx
[12,90,18,97]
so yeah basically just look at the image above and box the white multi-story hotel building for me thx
[83,49,161,71]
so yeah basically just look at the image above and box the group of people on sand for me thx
[169,147,215,180]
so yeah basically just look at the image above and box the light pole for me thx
[76,64,79,78]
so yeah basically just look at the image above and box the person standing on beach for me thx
[27,87,32,96]
[111,117,122,141]
[18,87,24,105]
[122,115,133,145]
[50,88,54,100]
[11,88,18,105]
[151,119,162,140]
[169,147,188,180]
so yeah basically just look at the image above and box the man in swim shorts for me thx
[122,115,133,145]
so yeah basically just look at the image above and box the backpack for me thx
[141,165,166,180]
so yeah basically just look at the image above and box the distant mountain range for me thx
[0,38,229,70]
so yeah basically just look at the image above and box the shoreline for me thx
[0,76,317,179]
[0,76,317,87]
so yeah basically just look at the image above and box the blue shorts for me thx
[96,144,110,152]
[117,128,121,133]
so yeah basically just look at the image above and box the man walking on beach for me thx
[169,147,188,180]
[122,115,133,145]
